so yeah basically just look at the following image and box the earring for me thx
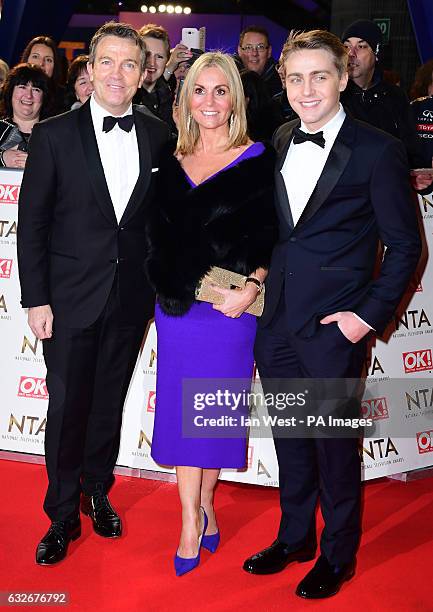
[187,113,192,132]
[229,114,234,134]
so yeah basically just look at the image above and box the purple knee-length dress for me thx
[151,143,264,468]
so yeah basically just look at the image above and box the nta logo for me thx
[366,355,385,377]
[148,349,157,368]
[395,309,431,331]
[21,335,41,355]
[9,414,46,435]
[420,196,433,213]
[406,387,433,410]
[0,220,17,238]
[361,437,398,461]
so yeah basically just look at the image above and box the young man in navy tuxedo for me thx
[243,30,421,598]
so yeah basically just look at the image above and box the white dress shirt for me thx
[281,103,346,226]
[280,103,372,330]
[90,94,140,223]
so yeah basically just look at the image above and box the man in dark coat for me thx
[17,22,170,565]
[234,25,282,99]
[340,19,428,170]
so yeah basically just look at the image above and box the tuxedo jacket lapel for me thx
[296,116,356,227]
[275,172,294,229]
[78,100,118,226]
[120,108,152,225]
[274,121,299,230]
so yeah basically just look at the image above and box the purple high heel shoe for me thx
[174,507,208,577]
[201,530,220,553]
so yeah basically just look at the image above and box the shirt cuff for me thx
[352,312,375,331]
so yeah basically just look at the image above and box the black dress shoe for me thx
[81,491,122,538]
[35,517,81,565]
[243,540,316,575]
[296,555,355,599]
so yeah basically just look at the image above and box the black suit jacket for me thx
[261,116,422,336]
[17,100,171,327]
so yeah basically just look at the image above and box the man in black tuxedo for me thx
[17,22,170,565]
[243,30,421,598]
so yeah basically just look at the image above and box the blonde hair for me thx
[138,23,170,58]
[279,29,348,79]
[0,59,9,84]
[176,51,248,156]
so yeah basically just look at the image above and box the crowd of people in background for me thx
[1,18,433,178]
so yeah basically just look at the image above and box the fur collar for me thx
[157,141,276,222]
[146,142,277,315]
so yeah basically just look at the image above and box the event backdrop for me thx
[1,168,432,485]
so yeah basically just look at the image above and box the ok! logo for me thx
[361,397,389,421]
[17,376,49,400]
[0,183,20,204]
[0,259,12,278]
[146,391,156,413]
[416,430,433,454]
[403,350,432,374]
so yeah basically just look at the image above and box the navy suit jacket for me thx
[261,115,422,336]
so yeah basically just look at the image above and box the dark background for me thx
[0,0,428,93]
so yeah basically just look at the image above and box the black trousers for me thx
[42,278,150,521]
[254,299,368,565]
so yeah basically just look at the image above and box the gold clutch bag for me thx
[195,266,264,317]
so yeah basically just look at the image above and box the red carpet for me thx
[0,458,431,611]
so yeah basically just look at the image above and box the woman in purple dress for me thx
[146,52,277,575]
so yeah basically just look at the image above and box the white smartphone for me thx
[182,27,206,51]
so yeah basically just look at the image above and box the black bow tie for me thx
[293,126,325,148]
[102,114,134,133]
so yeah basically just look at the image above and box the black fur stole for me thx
[146,142,278,315]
